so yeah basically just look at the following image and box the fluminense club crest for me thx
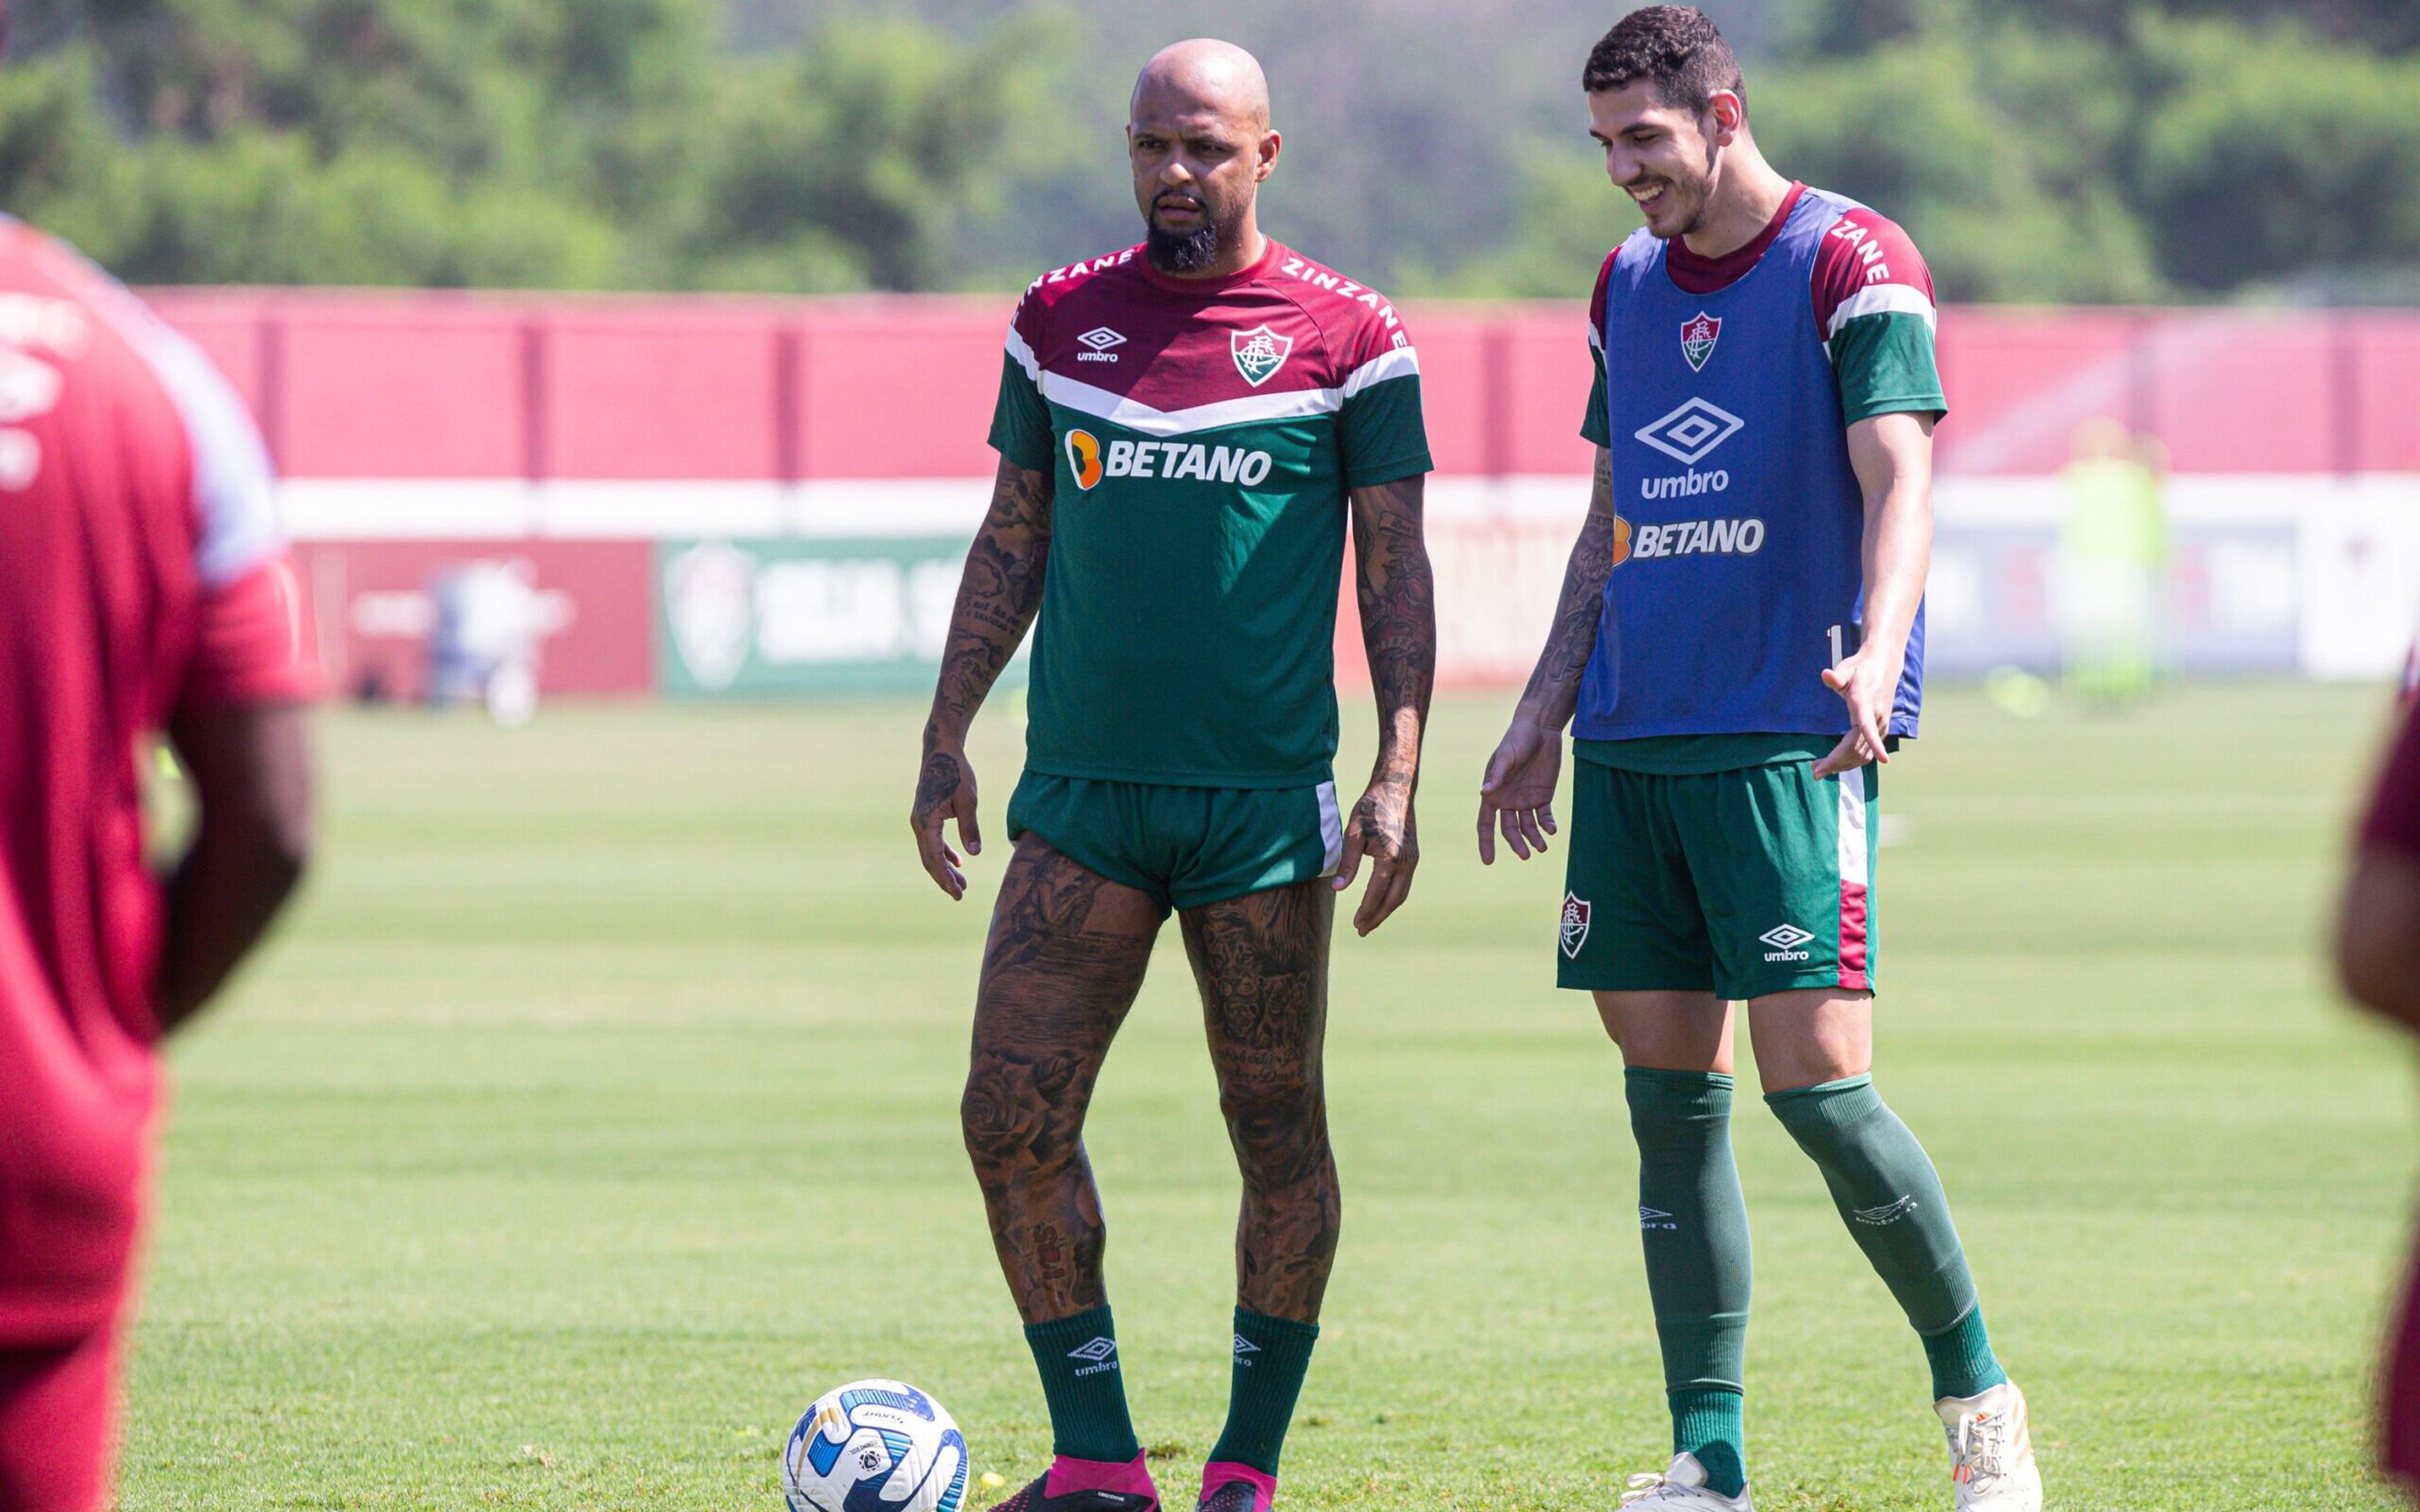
[1231,324,1293,387]
[1560,891,1592,958]
[1680,311,1720,372]
[664,541,755,692]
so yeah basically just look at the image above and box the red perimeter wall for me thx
[146,289,2420,483]
[144,289,2420,699]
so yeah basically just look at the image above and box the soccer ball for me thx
[782,1379,970,1512]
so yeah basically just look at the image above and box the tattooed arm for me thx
[1477,444,1614,864]
[912,455,1054,899]
[1332,472,1434,936]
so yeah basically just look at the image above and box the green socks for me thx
[1026,1304,1322,1474]
[1670,1388,1746,1493]
[1920,1303,2007,1404]
[1208,1308,1320,1475]
[1765,1075,2009,1401]
[1023,1305,1142,1463]
[1620,1067,2005,1493]
[1626,1069,1753,1498]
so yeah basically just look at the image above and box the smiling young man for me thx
[911,38,1433,1512]
[1474,9,2039,1510]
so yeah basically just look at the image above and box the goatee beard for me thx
[1146,220,1220,273]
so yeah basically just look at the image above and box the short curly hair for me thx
[1581,6,1744,115]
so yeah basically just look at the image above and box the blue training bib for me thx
[1572,188,1924,743]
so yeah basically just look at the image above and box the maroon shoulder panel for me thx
[1010,239,1410,415]
[1810,206,1935,333]
[1587,246,1620,338]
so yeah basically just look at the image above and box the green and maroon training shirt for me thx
[989,238,1431,789]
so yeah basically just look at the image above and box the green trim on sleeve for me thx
[987,351,1054,472]
[1580,342,1611,446]
[1339,372,1433,488]
[1830,311,1946,425]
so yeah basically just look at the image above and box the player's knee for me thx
[957,1092,1015,1177]
[1218,1063,1321,1127]
[1219,1075,1329,1183]
[1627,1097,1703,1154]
[959,1058,1052,1178]
[1624,1068,1736,1157]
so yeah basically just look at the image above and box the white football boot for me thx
[1617,1452,1753,1510]
[1935,1382,2043,1511]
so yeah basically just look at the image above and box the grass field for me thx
[119,682,2418,1511]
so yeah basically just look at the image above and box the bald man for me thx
[911,38,1434,1512]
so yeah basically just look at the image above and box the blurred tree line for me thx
[0,0,1075,290]
[1,0,2414,302]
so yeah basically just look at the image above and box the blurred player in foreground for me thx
[2336,697,2420,1500]
[911,38,1433,1512]
[0,212,316,1508]
[1475,9,2037,1509]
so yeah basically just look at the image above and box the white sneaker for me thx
[1617,1452,1754,1509]
[1935,1381,2043,1511]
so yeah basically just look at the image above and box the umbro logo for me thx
[1068,1336,1121,1375]
[1232,1335,1259,1366]
[1760,922,1815,963]
[1635,397,1744,466]
[1639,1206,1678,1230]
[1076,326,1126,363]
[1853,1195,1920,1227]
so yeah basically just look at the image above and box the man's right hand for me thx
[911,742,982,900]
[1477,713,1563,864]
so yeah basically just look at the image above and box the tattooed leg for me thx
[1182,879,1339,1323]
[960,835,1163,1323]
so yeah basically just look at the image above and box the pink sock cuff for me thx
[1045,1452,1158,1501]
[1200,1462,1277,1512]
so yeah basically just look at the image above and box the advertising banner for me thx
[289,539,654,698]
[655,536,1017,696]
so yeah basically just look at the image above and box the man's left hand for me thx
[1334,773,1418,936]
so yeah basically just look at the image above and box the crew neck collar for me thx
[1665,181,1805,294]
[1138,233,1284,295]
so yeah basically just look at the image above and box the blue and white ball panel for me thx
[783,1379,969,1512]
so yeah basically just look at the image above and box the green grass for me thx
[120,683,2416,1510]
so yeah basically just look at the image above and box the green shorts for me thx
[1557,753,1877,999]
[1006,770,1344,915]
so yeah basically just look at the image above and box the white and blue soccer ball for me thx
[782,1379,969,1512]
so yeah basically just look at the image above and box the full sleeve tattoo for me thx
[921,457,1054,788]
[1349,474,1436,783]
[1515,445,1615,730]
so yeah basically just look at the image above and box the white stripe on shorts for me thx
[1835,767,1870,882]
[1316,780,1344,877]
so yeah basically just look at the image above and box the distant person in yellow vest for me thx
[2054,417,2168,709]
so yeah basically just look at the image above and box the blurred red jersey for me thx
[2366,696,2420,1491]
[0,219,313,1345]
